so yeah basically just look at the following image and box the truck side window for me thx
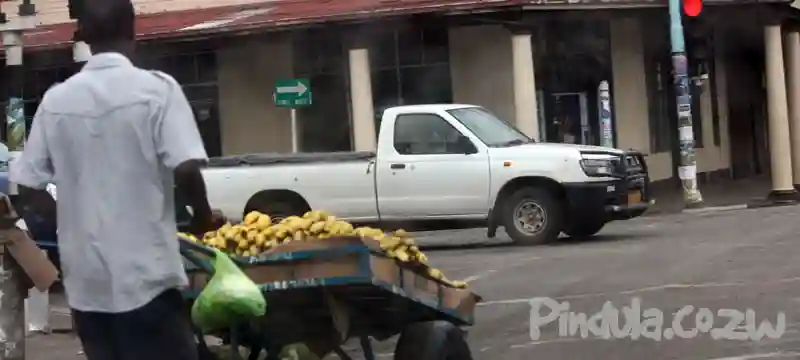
[394,114,462,155]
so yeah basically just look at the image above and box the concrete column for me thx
[785,31,800,189]
[510,32,539,140]
[764,25,796,198]
[348,48,376,152]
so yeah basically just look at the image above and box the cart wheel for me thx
[394,321,473,360]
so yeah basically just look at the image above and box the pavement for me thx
[26,203,800,360]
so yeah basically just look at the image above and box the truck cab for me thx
[372,104,649,244]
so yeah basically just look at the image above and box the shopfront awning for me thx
[19,0,794,50]
[21,0,522,50]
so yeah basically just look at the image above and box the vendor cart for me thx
[180,236,480,360]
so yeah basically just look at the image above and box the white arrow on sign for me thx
[276,82,308,96]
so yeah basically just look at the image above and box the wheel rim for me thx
[513,200,547,236]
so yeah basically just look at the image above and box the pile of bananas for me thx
[178,210,467,288]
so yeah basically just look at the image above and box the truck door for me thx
[376,113,490,218]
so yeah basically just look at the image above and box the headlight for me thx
[580,159,615,176]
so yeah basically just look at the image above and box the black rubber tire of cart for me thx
[394,321,473,360]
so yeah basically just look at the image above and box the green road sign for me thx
[274,78,312,108]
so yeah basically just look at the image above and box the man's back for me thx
[19,53,201,312]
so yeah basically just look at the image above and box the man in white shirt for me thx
[9,0,219,358]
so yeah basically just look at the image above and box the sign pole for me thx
[598,80,614,148]
[290,108,299,153]
[274,78,311,154]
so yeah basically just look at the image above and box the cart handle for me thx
[179,238,216,275]
[178,237,250,276]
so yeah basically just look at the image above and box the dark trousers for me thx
[73,289,198,360]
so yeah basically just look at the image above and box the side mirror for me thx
[456,135,478,155]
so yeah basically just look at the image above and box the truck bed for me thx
[206,151,376,167]
[201,152,379,221]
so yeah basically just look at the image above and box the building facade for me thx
[2,0,800,194]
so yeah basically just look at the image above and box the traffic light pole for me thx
[0,1,35,358]
[668,0,704,208]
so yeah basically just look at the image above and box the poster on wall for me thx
[6,98,25,151]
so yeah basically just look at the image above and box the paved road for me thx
[29,205,800,360]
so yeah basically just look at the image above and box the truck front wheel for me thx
[563,220,606,239]
[502,187,563,245]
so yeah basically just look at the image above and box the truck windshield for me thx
[447,107,533,147]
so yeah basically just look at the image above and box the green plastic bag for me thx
[191,250,267,332]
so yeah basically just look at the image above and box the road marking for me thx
[510,337,601,348]
[702,352,800,360]
[463,269,497,283]
[478,276,800,306]
[459,256,540,284]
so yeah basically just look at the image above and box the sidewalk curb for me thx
[680,199,800,214]
[681,204,748,214]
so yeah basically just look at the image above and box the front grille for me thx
[623,154,645,175]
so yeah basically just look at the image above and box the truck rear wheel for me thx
[245,197,309,223]
[502,187,563,245]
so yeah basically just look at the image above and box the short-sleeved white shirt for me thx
[9,53,208,313]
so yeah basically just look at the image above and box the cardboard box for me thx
[0,228,59,292]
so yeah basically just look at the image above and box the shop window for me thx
[197,52,217,83]
[399,64,452,105]
[539,19,611,146]
[422,27,449,64]
[295,30,344,75]
[173,54,197,84]
[398,29,424,66]
[141,46,221,157]
[643,17,672,154]
[373,69,401,109]
[293,29,352,152]
[370,26,452,122]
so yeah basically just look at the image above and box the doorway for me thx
[726,46,766,178]
[548,92,591,144]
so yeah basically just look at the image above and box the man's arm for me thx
[9,106,56,227]
[174,160,212,226]
[152,72,213,231]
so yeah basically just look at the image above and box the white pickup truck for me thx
[202,104,650,245]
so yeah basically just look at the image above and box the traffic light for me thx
[684,0,702,17]
[68,0,82,20]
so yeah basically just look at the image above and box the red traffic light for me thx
[684,0,702,16]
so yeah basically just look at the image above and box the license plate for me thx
[628,190,643,205]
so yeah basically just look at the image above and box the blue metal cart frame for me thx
[179,238,477,360]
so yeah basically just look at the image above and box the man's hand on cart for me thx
[189,209,226,237]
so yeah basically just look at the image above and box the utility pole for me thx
[0,0,35,358]
[668,0,704,208]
